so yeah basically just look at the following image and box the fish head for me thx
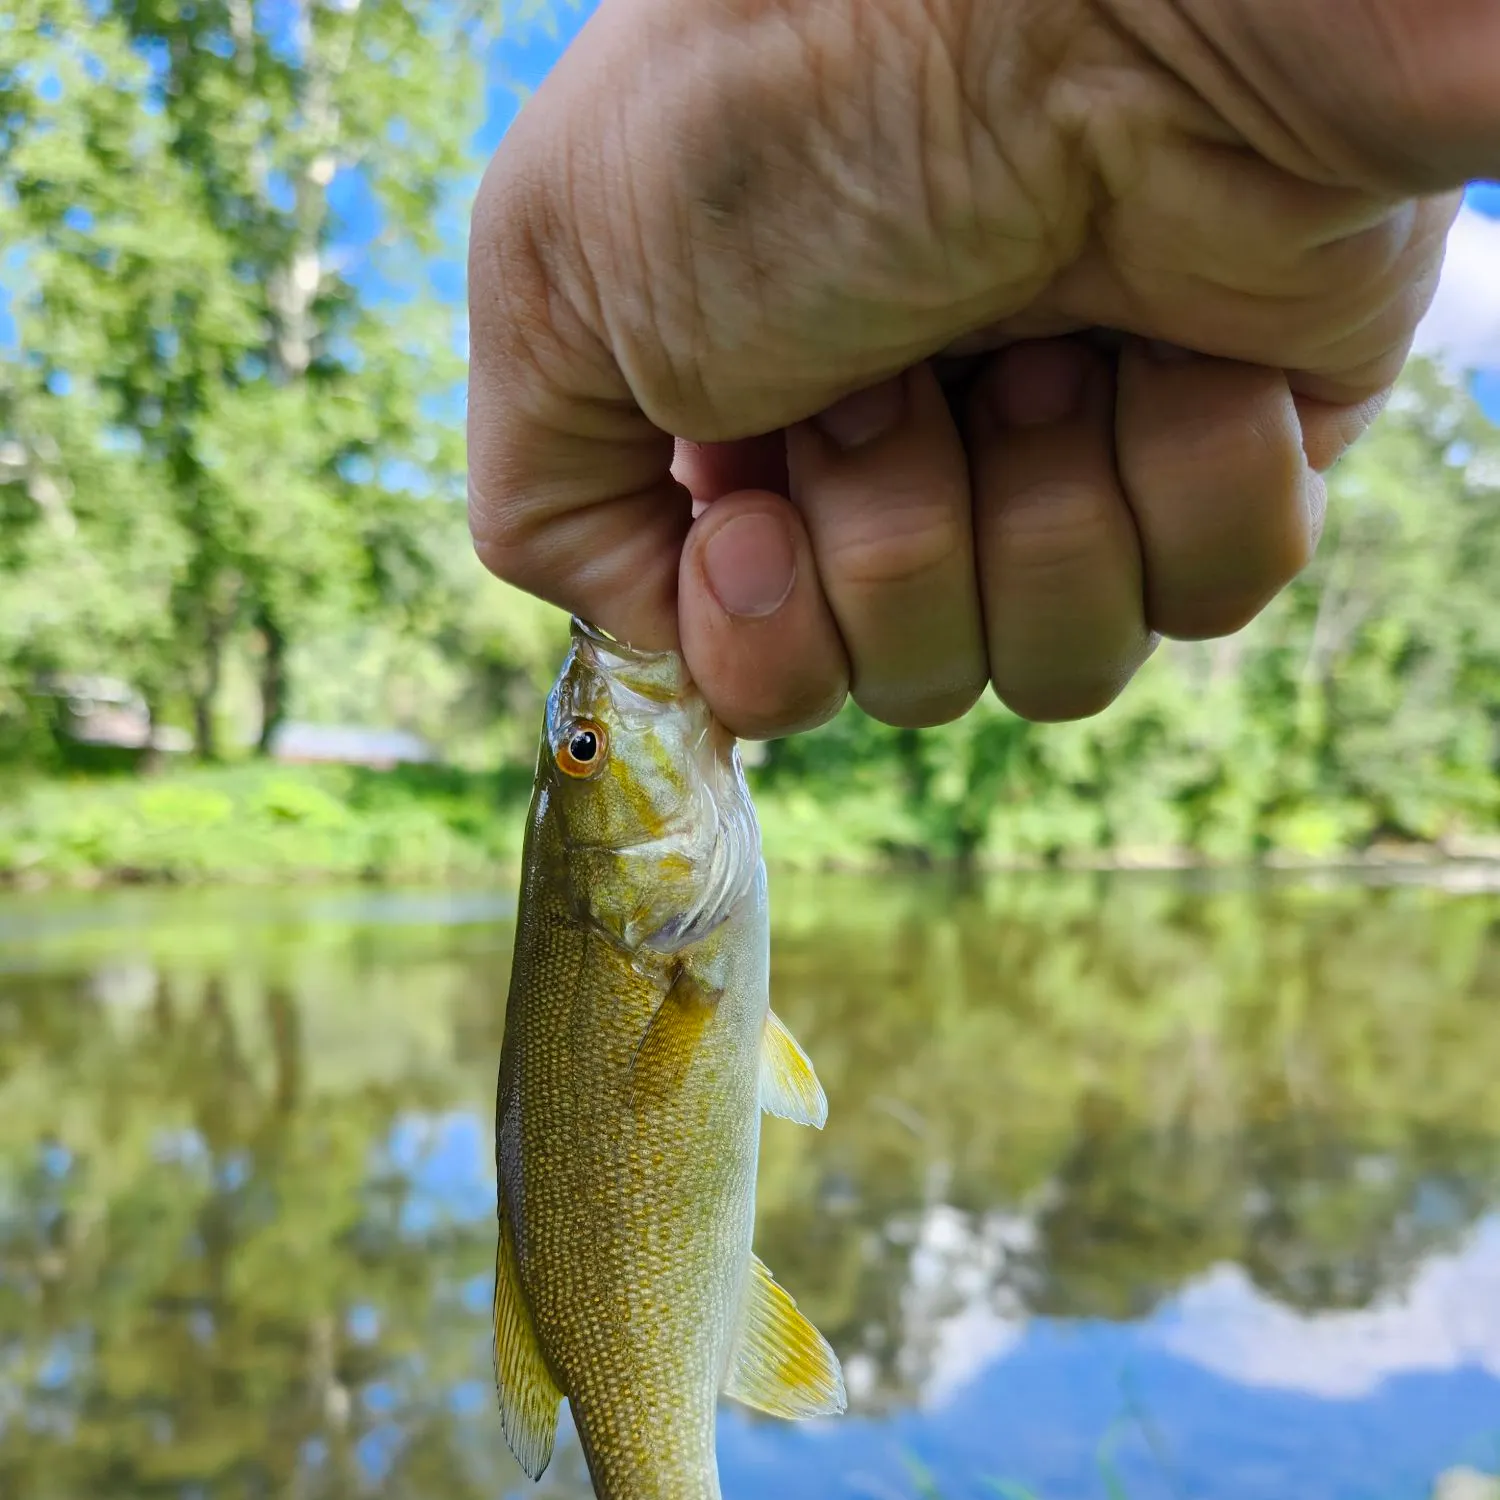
[535,617,763,954]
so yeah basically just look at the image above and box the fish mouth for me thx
[569,616,688,706]
[569,616,679,667]
[564,621,745,766]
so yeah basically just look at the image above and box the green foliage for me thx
[1,0,1497,871]
[0,0,507,756]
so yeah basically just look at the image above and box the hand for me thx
[466,0,1496,737]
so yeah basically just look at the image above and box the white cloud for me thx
[892,1202,1500,1411]
[1153,1215,1500,1399]
[900,1204,1028,1408]
[1413,205,1500,371]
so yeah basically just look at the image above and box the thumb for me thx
[465,343,690,655]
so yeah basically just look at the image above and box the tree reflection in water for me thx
[1,871,1496,1497]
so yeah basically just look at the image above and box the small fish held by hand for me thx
[493,618,845,1500]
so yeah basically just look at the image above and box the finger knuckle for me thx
[988,481,1117,583]
[467,481,550,591]
[853,675,987,730]
[828,501,971,591]
[719,678,849,742]
[1135,413,1317,641]
[1148,566,1289,639]
[995,670,1129,723]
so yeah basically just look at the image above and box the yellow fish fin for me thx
[722,1252,847,1419]
[758,1009,828,1129]
[492,1208,562,1480]
[629,965,720,1108]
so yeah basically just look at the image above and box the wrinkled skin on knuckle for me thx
[829,503,971,592]
[989,481,1121,584]
[469,131,611,397]
[1039,3,1458,390]
[1175,0,1498,192]
[944,0,1095,254]
[469,16,716,440]
[466,487,547,594]
[477,0,1100,454]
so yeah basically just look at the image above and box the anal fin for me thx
[722,1252,846,1419]
[759,1009,828,1128]
[493,1208,562,1479]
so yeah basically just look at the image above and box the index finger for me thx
[466,159,691,652]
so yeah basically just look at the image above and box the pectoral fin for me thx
[629,966,721,1107]
[759,1009,828,1128]
[493,1208,562,1479]
[722,1252,847,1419]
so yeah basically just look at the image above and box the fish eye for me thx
[556,719,607,778]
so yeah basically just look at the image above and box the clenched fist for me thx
[467,0,1497,737]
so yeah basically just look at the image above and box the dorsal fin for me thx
[722,1252,846,1419]
[759,1009,828,1128]
[493,1209,562,1478]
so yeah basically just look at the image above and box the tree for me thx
[1,0,485,757]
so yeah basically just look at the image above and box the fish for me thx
[492,616,846,1500]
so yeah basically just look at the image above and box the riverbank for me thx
[0,764,526,889]
[3,763,1497,892]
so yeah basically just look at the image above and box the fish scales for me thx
[493,618,845,1500]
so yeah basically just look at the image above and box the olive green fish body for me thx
[493,620,844,1500]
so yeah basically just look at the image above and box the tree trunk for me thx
[895,726,930,808]
[192,677,219,763]
[255,607,287,756]
[177,553,233,762]
[191,630,223,761]
[952,820,983,875]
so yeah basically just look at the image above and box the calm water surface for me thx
[2,870,1498,1499]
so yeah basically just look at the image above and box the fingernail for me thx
[990,344,1087,427]
[812,376,904,450]
[702,510,796,618]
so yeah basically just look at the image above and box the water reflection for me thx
[1,871,1497,1498]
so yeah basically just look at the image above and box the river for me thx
[1,868,1497,1499]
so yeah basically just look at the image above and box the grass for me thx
[903,1456,1046,1500]
[898,1364,1187,1500]
[0,759,920,889]
[6,757,1495,891]
[0,761,530,888]
[900,1447,1500,1500]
